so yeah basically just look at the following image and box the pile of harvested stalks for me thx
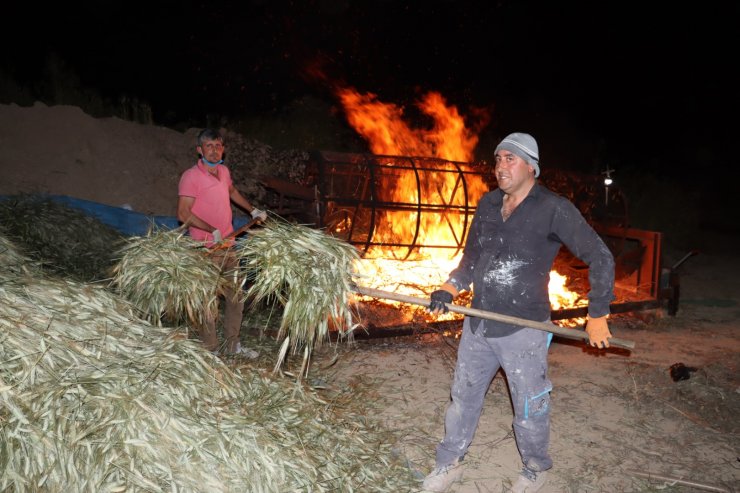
[111,227,223,328]
[0,194,124,282]
[108,217,363,376]
[234,217,361,373]
[0,229,30,274]
[0,233,417,492]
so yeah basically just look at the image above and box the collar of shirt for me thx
[196,159,221,176]
[490,182,543,206]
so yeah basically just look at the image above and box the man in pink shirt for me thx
[177,128,267,358]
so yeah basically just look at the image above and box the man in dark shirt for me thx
[421,132,615,493]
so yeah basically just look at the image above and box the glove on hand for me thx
[212,229,223,243]
[251,208,267,221]
[428,286,455,315]
[585,315,612,348]
[428,290,453,314]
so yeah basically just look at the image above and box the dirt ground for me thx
[2,103,738,492]
[316,246,740,492]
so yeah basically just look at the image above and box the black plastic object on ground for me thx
[669,362,698,381]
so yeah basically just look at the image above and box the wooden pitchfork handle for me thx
[353,285,635,350]
[225,217,263,239]
[208,217,263,251]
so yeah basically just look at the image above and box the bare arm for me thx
[177,195,217,232]
[229,185,255,214]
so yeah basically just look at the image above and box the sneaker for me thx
[509,468,548,492]
[422,460,463,492]
[227,342,259,359]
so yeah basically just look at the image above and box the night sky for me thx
[4,1,739,184]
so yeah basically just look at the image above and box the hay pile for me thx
[111,228,223,328]
[110,216,362,375]
[235,217,361,373]
[0,230,30,274]
[0,194,124,282]
[0,231,417,492]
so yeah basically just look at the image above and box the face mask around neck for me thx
[202,156,223,167]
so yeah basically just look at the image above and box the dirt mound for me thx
[0,102,193,215]
[0,102,310,216]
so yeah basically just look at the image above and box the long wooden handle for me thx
[225,217,262,239]
[353,285,635,350]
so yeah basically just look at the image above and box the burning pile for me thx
[333,85,587,324]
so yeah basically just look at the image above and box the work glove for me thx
[428,283,459,315]
[212,229,223,243]
[585,315,612,348]
[251,208,268,221]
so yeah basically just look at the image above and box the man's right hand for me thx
[428,289,454,314]
[428,282,460,314]
[212,229,222,243]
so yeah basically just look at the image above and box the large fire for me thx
[336,85,585,325]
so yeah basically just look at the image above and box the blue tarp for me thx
[1,194,251,237]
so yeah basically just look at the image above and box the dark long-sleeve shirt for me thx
[446,183,615,337]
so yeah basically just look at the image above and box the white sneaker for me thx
[509,468,548,492]
[228,342,259,359]
[422,460,463,492]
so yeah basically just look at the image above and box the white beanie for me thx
[495,132,540,177]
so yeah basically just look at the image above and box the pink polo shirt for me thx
[178,160,234,242]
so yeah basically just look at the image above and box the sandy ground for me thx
[317,248,740,492]
[2,103,738,492]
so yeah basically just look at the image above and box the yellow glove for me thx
[585,315,612,348]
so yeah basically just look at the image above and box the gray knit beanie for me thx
[494,132,540,177]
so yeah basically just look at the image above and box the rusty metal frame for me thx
[551,226,679,320]
[262,151,681,330]
[309,151,479,259]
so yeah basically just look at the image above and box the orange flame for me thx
[548,271,588,326]
[336,87,480,162]
[337,86,488,263]
[336,85,583,324]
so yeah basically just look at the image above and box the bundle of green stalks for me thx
[234,217,361,374]
[111,228,224,328]
[0,244,417,492]
[0,194,124,282]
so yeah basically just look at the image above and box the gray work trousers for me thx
[435,318,553,473]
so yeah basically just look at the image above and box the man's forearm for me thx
[184,212,216,233]
[229,189,254,213]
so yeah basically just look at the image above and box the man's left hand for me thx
[251,208,268,221]
[585,315,612,348]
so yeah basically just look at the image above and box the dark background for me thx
[2,0,739,233]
